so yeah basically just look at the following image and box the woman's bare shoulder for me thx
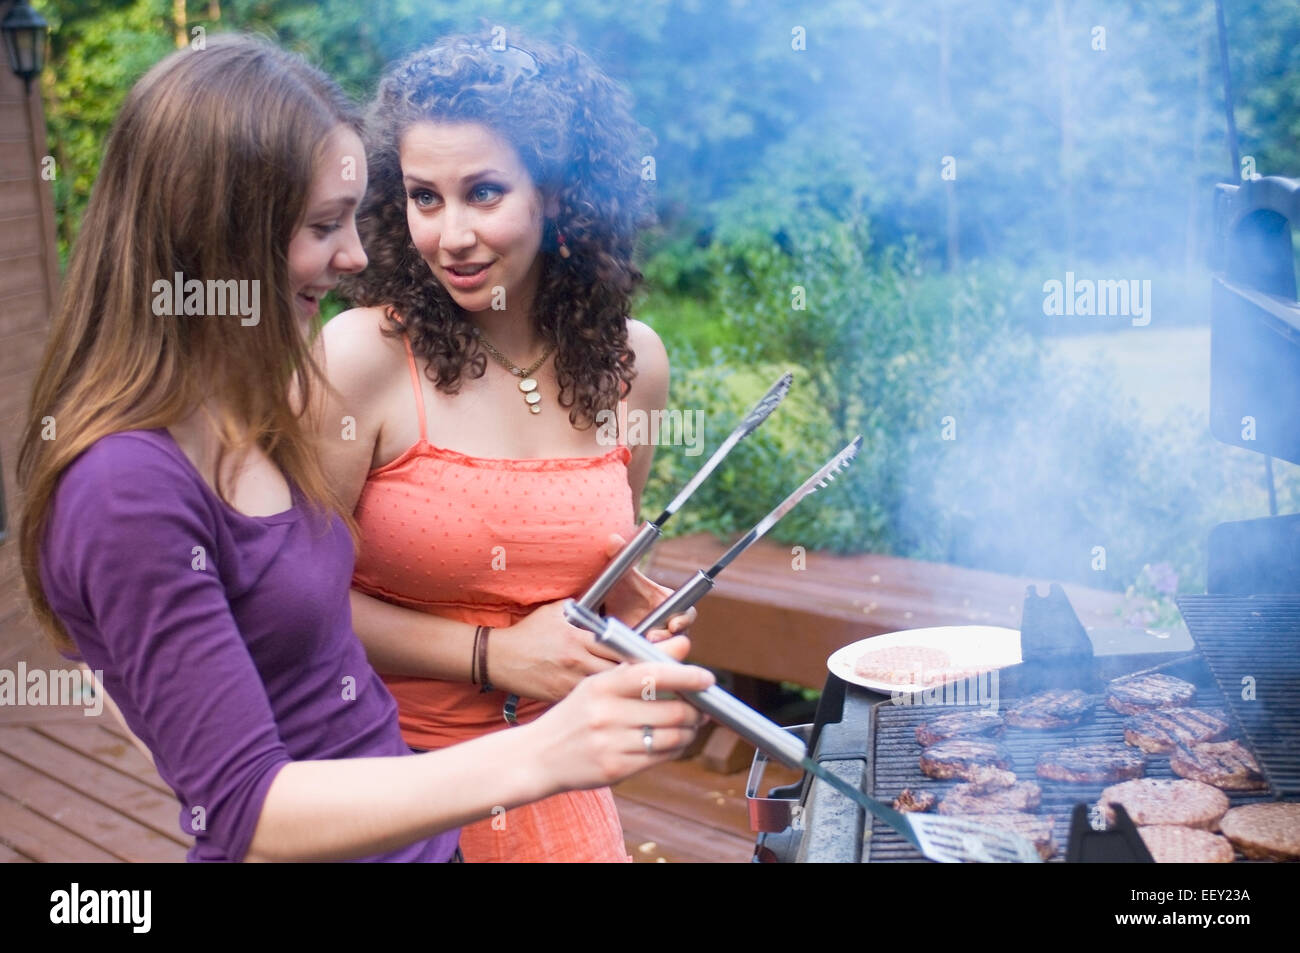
[624,318,669,406]
[319,306,406,393]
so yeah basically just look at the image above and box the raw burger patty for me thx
[1170,741,1268,792]
[919,739,1013,781]
[1005,689,1093,729]
[1097,778,1229,830]
[1138,825,1235,863]
[1106,672,1197,715]
[1218,802,1300,861]
[1124,708,1230,753]
[892,789,937,813]
[939,781,1042,815]
[1036,743,1146,783]
[915,709,1005,747]
[968,813,1057,861]
[855,646,954,685]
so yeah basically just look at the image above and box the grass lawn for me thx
[1046,326,1209,426]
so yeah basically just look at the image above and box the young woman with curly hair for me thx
[18,34,710,863]
[316,32,693,862]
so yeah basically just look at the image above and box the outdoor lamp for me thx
[2,0,48,94]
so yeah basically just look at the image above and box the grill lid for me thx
[1211,176,1300,466]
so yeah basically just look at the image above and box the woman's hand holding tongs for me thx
[489,537,693,704]
[598,532,698,644]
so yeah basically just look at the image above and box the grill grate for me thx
[1177,594,1300,798]
[868,688,1273,862]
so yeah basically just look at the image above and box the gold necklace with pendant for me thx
[474,330,557,415]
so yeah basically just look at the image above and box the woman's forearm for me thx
[348,587,475,681]
[245,722,553,862]
[349,587,582,702]
[347,587,580,702]
[245,658,714,862]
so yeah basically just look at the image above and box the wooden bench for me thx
[642,532,1129,691]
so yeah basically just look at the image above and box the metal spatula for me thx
[899,814,1044,864]
[564,602,1043,864]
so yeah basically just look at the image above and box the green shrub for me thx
[645,362,879,549]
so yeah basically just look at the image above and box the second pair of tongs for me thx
[632,435,862,634]
[575,371,794,611]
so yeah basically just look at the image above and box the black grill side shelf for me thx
[1177,594,1300,798]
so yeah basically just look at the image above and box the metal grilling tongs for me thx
[575,371,794,611]
[564,602,1043,864]
[633,435,863,635]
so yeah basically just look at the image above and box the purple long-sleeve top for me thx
[39,429,460,862]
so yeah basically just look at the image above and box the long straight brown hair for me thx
[18,34,360,652]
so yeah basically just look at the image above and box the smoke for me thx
[667,0,1299,591]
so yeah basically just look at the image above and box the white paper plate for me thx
[827,625,1022,693]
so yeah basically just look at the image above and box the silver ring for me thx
[642,725,654,754]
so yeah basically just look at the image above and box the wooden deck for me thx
[0,618,187,861]
[613,738,800,863]
[0,720,190,862]
[0,705,786,863]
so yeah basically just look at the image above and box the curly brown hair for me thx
[340,30,657,427]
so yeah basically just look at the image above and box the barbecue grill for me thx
[751,176,1300,863]
[749,631,1276,863]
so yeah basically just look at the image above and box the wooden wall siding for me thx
[1,0,61,664]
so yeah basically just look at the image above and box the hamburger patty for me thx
[1004,689,1094,729]
[1035,743,1146,783]
[1170,740,1269,792]
[915,709,1005,747]
[1138,825,1235,863]
[939,781,1042,815]
[968,813,1057,860]
[919,739,1013,781]
[966,765,1018,789]
[1123,708,1231,753]
[1097,778,1229,830]
[1106,672,1197,715]
[854,645,953,685]
[1218,803,1300,861]
[892,788,937,814]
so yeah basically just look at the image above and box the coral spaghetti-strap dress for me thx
[351,332,636,862]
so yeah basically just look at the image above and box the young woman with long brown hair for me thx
[318,32,693,862]
[16,33,709,863]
